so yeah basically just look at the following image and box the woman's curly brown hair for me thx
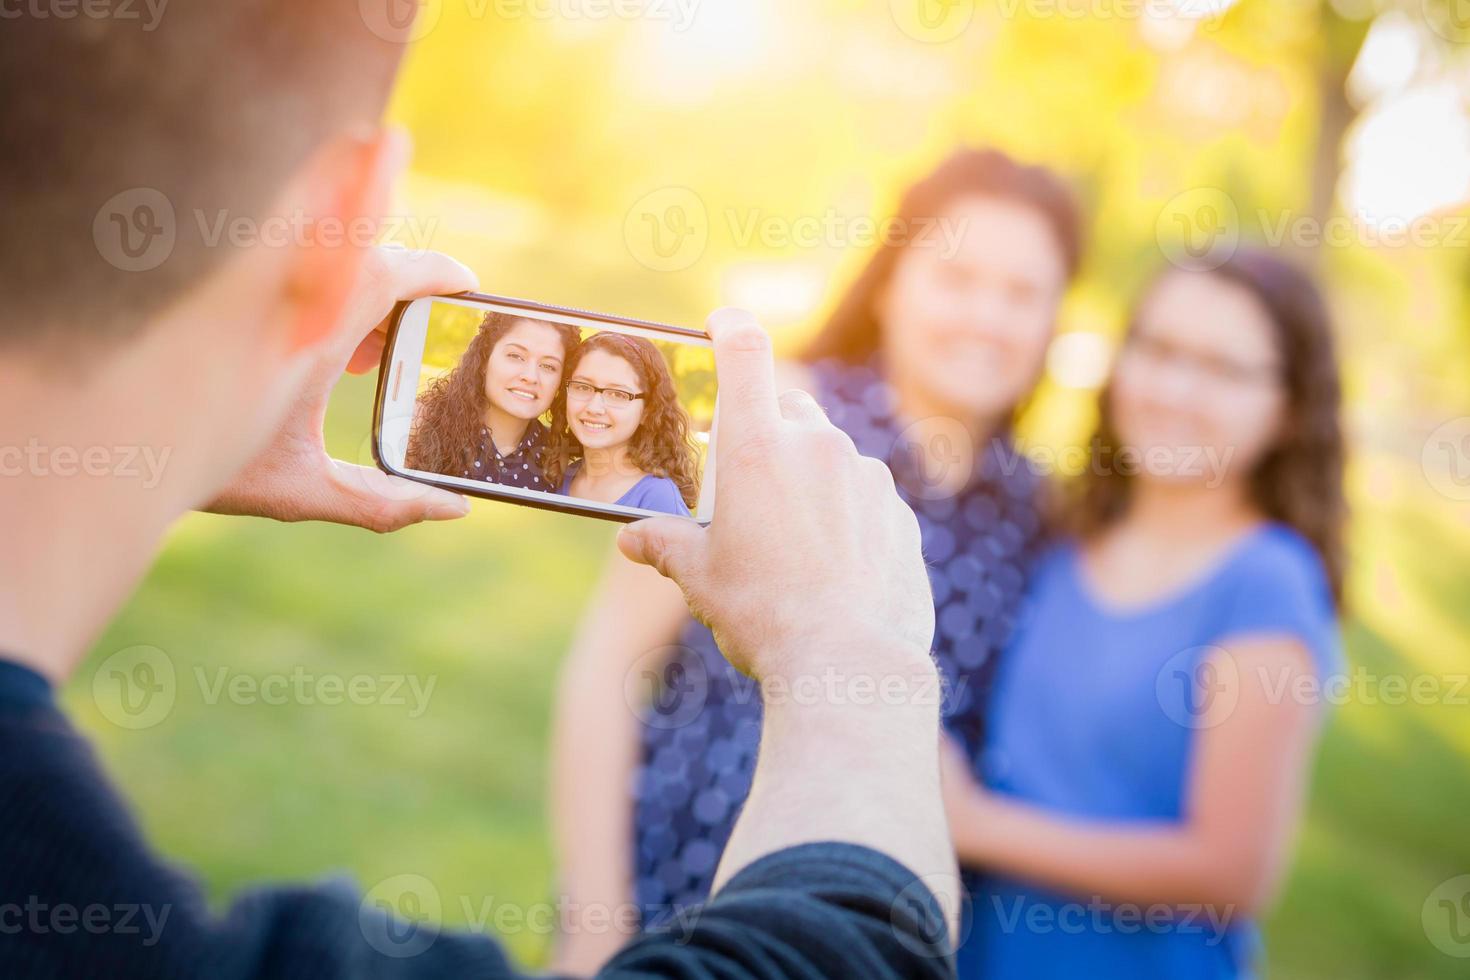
[544,332,701,509]
[405,311,581,478]
[1069,249,1347,607]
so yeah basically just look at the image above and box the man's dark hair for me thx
[0,1,403,350]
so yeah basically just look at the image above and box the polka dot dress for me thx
[462,422,548,490]
[630,358,1049,928]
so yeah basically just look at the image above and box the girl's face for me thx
[483,319,568,420]
[566,348,646,452]
[1110,270,1287,489]
[877,195,1067,422]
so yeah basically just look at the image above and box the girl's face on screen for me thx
[483,319,567,421]
[567,349,646,452]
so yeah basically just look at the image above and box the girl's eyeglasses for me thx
[566,380,646,406]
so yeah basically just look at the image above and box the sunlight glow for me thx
[1340,83,1470,225]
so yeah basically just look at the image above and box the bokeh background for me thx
[71,1,1470,976]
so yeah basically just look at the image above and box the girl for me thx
[405,311,580,490]
[548,148,1083,974]
[545,332,699,517]
[944,249,1345,978]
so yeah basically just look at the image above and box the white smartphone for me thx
[374,292,718,524]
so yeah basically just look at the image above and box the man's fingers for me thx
[331,462,470,530]
[707,308,780,446]
[777,388,827,426]
[346,330,387,375]
[373,246,480,304]
[617,517,707,584]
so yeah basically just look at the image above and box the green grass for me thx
[64,376,1470,975]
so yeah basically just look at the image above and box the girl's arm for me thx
[548,545,691,975]
[944,637,1323,916]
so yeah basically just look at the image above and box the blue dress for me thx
[630,358,1048,928]
[959,524,1342,979]
[559,465,691,516]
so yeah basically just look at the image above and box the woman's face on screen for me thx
[877,195,1066,422]
[483,319,567,420]
[566,348,647,451]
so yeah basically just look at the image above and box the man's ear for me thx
[280,127,410,354]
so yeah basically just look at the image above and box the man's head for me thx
[1,1,412,505]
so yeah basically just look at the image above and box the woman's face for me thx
[877,195,1067,423]
[566,348,647,451]
[1109,270,1287,489]
[483,319,568,420]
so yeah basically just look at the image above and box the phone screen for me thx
[376,294,718,524]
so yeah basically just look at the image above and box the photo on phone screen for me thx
[375,294,718,524]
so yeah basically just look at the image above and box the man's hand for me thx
[617,307,934,680]
[204,246,476,532]
[615,308,959,944]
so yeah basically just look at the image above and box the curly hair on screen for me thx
[404,312,580,477]
[544,332,701,509]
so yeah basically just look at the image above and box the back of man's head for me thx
[1,1,403,352]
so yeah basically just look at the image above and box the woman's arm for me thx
[944,637,1324,916]
[548,545,690,976]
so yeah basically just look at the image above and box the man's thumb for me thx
[617,517,706,582]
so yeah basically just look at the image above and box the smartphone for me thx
[373,292,718,524]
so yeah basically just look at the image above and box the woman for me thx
[943,249,1345,978]
[548,148,1083,973]
[545,331,700,517]
[405,311,580,490]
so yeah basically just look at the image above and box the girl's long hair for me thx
[1070,249,1347,606]
[544,332,701,509]
[405,312,581,477]
[800,147,1083,366]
